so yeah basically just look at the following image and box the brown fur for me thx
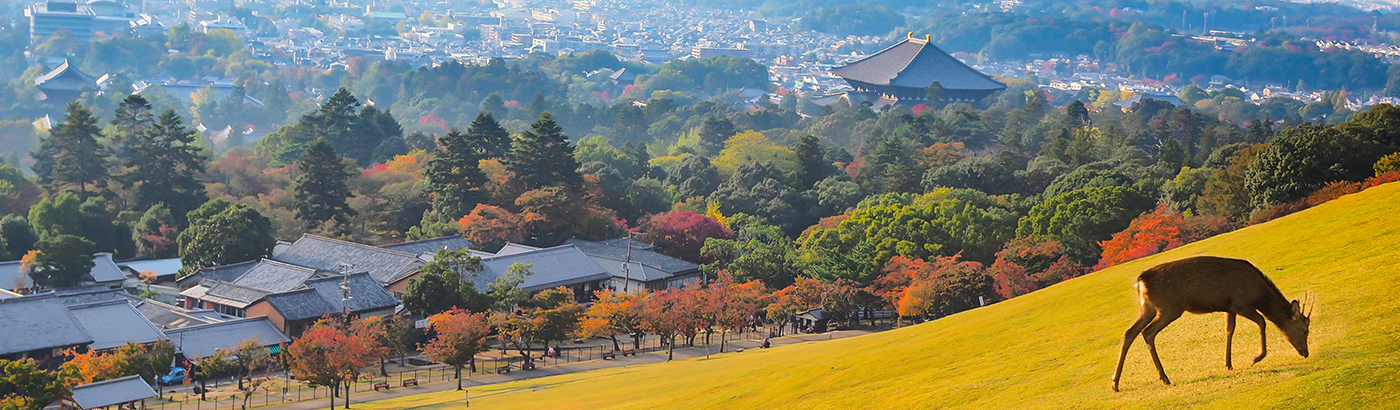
[1111,256,1311,392]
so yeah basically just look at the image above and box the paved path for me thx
[252,330,872,410]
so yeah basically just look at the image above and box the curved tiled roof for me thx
[830,37,1005,92]
[272,235,424,284]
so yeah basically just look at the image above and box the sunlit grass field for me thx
[362,182,1400,409]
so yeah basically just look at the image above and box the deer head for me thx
[1281,296,1312,358]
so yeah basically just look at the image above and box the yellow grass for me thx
[363,183,1400,409]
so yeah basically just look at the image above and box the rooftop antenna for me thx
[338,263,354,317]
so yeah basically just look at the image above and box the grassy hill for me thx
[364,183,1400,409]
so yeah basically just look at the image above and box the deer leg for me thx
[1142,309,1183,386]
[1237,309,1268,364]
[1225,312,1237,370]
[1113,308,1156,392]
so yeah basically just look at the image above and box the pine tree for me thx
[697,115,735,156]
[793,135,832,188]
[32,102,110,196]
[294,138,356,230]
[506,112,583,192]
[465,112,511,159]
[109,95,156,162]
[120,109,209,227]
[423,128,488,221]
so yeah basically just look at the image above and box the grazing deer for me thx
[1111,256,1311,392]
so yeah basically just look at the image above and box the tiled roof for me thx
[34,60,97,91]
[118,258,183,279]
[227,259,323,293]
[178,259,258,289]
[263,272,398,321]
[67,300,167,350]
[88,253,126,283]
[830,37,1005,91]
[70,375,157,409]
[494,242,542,256]
[479,245,611,292]
[198,281,269,308]
[0,294,93,356]
[163,317,289,358]
[380,236,474,256]
[586,254,673,282]
[52,286,128,306]
[272,235,424,284]
[564,238,701,276]
[130,299,214,329]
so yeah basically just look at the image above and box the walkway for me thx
[253,330,871,410]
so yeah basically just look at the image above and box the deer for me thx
[1111,256,1312,392]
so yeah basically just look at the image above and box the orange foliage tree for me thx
[1095,204,1233,270]
[766,278,824,336]
[639,210,734,262]
[287,319,377,410]
[422,308,491,390]
[578,289,646,351]
[457,204,526,251]
[989,237,1087,300]
[875,255,994,323]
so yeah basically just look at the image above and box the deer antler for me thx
[1306,292,1314,318]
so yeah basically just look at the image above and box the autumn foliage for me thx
[422,308,491,389]
[874,255,995,320]
[457,204,526,250]
[990,237,1087,299]
[639,210,734,261]
[1095,204,1233,271]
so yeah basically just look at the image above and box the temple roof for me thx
[34,60,97,92]
[830,36,1005,92]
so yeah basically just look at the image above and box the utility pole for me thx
[621,231,641,293]
[338,263,354,319]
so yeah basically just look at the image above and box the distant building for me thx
[26,0,140,44]
[33,60,98,102]
[830,34,1006,105]
[692,46,750,59]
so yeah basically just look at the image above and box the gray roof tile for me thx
[830,37,1005,91]
[479,245,611,292]
[381,236,474,256]
[263,272,398,321]
[0,294,93,356]
[564,238,701,276]
[70,375,156,409]
[178,259,258,289]
[162,317,290,358]
[67,300,167,350]
[272,235,424,284]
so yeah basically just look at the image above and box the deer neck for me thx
[1258,289,1295,326]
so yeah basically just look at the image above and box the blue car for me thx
[160,367,188,386]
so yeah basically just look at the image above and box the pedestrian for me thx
[762,338,770,349]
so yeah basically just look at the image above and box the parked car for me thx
[160,367,188,386]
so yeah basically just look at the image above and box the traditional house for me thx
[249,273,399,337]
[66,375,158,410]
[163,317,290,359]
[0,294,93,366]
[830,34,1005,105]
[0,253,127,293]
[33,59,98,102]
[564,238,703,290]
[269,234,428,296]
[65,299,168,351]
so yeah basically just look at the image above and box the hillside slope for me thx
[367,183,1400,409]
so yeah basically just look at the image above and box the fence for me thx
[146,326,844,410]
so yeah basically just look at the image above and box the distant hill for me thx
[361,182,1400,409]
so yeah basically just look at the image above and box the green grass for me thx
[363,182,1400,409]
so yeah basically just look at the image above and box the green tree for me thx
[109,95,156,161]
[1016,186,1154,263]
[31,234,96,288]
[402,248,491,316]
[506,112,582,192]
[665,155,721,199]
[119,109,208,226]
[700,217,802,289]
[422,128,487,224]
[0,216,39,260]
[710,162,812,236]
[27,192,135,258]
[293,138,356,231]
[0,163,41,217]
[1246,124,1384,208]
[176,199,275,277]
[31,102,110,196]
[465,112,511,159]
[696,115,735,156]
[792,135,833,188]
[0,359,74,410]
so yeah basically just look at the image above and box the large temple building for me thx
[831,34,1006,105]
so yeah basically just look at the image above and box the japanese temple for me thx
[34,59,97,102]
[831,33,1005,105]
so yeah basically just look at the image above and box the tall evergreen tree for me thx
[506,112,583,192]
[31,102,110,196]
[109,95,156,161]
[697,115,736,156]
[423,128,488,221]
[793,135,833,188]
[31,234,96,288]
[465,112,511,159]
[120,109,209,227]
[294,138,356,230]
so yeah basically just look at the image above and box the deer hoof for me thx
[1253,355,1266,364]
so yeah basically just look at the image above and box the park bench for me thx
[373,382,390,391]
[401,378,418,387]
[497,364,512,374]
[621,349,636,357]
[601,351,615,360]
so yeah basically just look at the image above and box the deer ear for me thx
[1291,300,1301,313]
